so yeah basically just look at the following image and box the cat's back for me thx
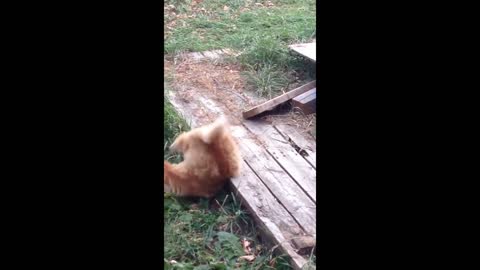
[211,131,241,178]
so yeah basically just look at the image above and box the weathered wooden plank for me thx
[292,88,315,102]
[231,125,316,236]
[274,124,316,168]
[288,43,316,62]
[229,160,310,270]
[167,91,221,127]
[291,236,316,256]
[198,96,225,116]
[242,81,316,119]
[292,88,316,115]
[178,49,240,63]
[166,91,200,128]
[243,120,316,202]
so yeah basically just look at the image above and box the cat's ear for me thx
[200,116,229,144]
[170,133,188,153]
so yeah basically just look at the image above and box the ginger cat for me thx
[164,116,241,198]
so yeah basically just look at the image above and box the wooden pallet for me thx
[167,91,317,270]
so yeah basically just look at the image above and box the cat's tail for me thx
[164,161,184,196]
[201,115,229,144]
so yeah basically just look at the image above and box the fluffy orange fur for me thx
[164,116,241,198]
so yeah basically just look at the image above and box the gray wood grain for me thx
[274,124,316,168]
[243,120,316,202]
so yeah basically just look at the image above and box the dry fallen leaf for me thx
[170,260,178,264]
[242,238,252,254]
[239,255,255,262]
[223,5,229,11]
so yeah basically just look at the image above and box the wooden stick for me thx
[242,81,316,119]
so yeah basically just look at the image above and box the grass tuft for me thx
[164,94,189,163]
[242,63,289,98]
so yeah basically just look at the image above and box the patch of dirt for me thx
[165,57,263,125]
[165,54,315,135]
[261,104,316,139]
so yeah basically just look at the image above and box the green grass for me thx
[164,190,293,270]
[165,0,315,54]
[242,63,288,99]
[164,96,189,163]
[165,0,316,97]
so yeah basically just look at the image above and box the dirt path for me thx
[165,55,316,138]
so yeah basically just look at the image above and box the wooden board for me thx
[292,88,316,115]
[274,124,316,168]
[229,161,310,270]
[242,81,316,119]
[293,88,316,102]
[232,126,316,235]
[178,48,240,63]
[288,43,316,62]
[243,120,317,202]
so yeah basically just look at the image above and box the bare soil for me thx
[165,55,316,138]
